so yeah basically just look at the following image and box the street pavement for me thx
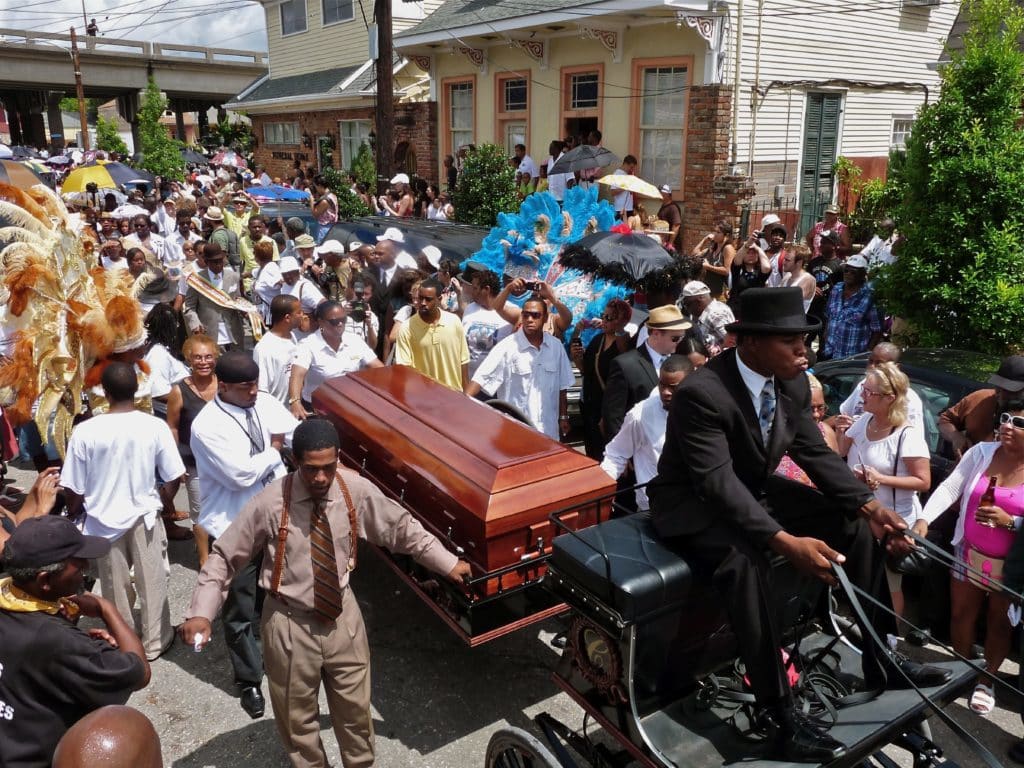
[5,457,1024,767]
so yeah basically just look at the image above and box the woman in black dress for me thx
[571,299,633,459]
[727,237,772,314]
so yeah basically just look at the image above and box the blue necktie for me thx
[758,380,776,446]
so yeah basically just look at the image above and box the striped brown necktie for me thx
[310,499,343,623]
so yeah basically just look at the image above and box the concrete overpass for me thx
[0,28,267,148]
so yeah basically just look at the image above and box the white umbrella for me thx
[111,203,149,219]
[597,174,662,199]
[0,145,12,160]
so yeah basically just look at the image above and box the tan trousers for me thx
[262,590,374,768]
[95,516,172,660]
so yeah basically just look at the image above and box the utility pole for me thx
[81,0,88,29]
[69,26,90,150]
[374,0,393,189]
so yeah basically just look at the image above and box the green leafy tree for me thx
[875,0,1024,354]
[59,97,100,122]
[320,166,370,218]
[137,76,184,180]
[94,115,128,156]
[453,143,517,226]
[350,142,376,189]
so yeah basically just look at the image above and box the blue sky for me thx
[0,0,269,52]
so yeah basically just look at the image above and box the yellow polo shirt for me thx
[395,310,470,392]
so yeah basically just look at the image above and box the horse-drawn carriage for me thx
[314,368,981,768]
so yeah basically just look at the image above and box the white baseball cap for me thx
[845,254,869,270]
[681,280,711,297]
[390,173,410,185]
[376,227,405,244]
[422,245,442,269]
[316,239,346,257]
[348,240,364,252]
[278,256,301,273]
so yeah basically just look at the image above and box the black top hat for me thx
[725,287,822,335]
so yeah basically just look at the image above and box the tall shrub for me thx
[95,115,128,156]
[453,143,517,226]
[137,76,185,181]
[875,0,1024,353]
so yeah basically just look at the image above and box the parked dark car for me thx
[325,216,490,264]
[258,200,319,243]
[813,348,998,489]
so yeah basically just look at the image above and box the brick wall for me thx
[681,85,755,254]
[250,101,438,187]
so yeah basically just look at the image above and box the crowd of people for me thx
[5,149,1024,768]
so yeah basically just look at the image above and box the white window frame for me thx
[638,65,687,189]
[321,0,353,27]
[569,72,599,110]
[449,81,474,153]
[264,122,300,146]
[339,119,372,170]
[279,0,307,36]
[891,114,914,151]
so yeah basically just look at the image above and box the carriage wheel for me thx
[485,727,562,768]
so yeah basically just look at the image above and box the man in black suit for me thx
[648,288,951,763]
[601,304,691,438]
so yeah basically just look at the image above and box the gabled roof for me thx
[232,64,362,104]
[939,0,1024,64]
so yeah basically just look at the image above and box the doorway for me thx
[564,117,598,146]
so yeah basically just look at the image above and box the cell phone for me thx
[524,281,541,291]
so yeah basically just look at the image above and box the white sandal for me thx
[969,682,995,715]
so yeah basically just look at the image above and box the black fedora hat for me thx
[725,287,821,335]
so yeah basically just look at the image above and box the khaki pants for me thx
[95,517,172,660]
[262,590,373,768]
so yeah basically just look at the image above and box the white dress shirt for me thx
[471,329,575,439]
[253,261,284,321]
[292,330,378,402]
[645,344,669,372]
[600,388,667,510]
[189,393,298,539]
[735,350,773,416]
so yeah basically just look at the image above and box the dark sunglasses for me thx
[521,310,544,319]
[1000,412,1024,429]
[325,317,347,326]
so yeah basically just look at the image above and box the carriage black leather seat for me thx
[549,512,692,623]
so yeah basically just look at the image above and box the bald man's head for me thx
[53,706,162,768]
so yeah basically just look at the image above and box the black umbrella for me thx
[573,230,676,287]
[180,148,207,164]
[10,146,39,159]
[549,145,620,175]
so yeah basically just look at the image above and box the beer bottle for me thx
[978,475,998,528]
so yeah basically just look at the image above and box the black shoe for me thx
[759,706,846,763]
[550,631,567,649]
[1009,738,1024,764]
[884,653,953,689]
[239,686,265,719]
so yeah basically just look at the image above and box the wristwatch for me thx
[289,397,302,405]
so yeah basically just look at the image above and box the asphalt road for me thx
[6,458,1024,767]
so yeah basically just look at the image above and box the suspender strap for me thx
[269,473,294,597]
[269,471,360,599]
[335,469,359,572]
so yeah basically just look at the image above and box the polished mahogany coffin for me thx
[312,366,615,644]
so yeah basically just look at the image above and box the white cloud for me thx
[0,1,268,52]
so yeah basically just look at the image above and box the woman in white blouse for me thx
[838,361,930,630]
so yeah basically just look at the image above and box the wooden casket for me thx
[313,366,615,645]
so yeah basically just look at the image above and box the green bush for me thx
[95,115,128,156]
[874,0,1024,354]
[137,76,185,181]
[350,142,376,190]
[320,166,370,218]
[453,143,517,226]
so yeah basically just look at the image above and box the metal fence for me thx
[737,189,832,243]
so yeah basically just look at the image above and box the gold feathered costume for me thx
[0,182,144,458]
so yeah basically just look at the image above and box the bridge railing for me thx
[0,27,266,67]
